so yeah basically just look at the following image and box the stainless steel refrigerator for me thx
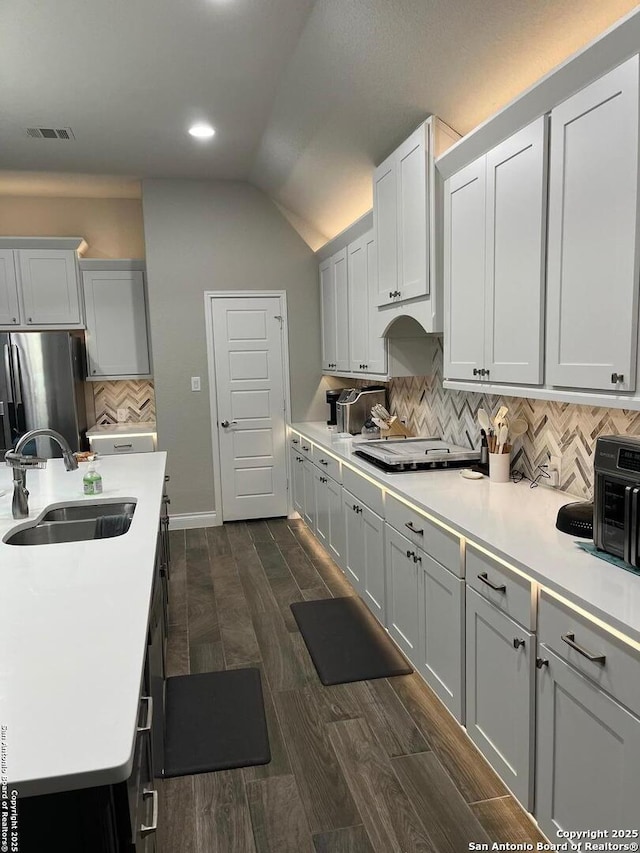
[0,332,87,458]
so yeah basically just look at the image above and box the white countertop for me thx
[0,451,167,797]
[291,422,640,646]
[86,422,157,436]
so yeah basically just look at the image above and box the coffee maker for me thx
[326,390,342,426]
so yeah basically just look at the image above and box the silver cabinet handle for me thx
[406,549,414,559]
[165,474,171,482]
[477,572,506,592]
[292,439,299,444]
[405,521,424,535]
[611,372,624,384]
[536,657,549,669]
[114,443,133,450]
[561,632,606,664]
[319,459,329,466]
[137,696,153,733]
[140,789,159,835]
[302,445,310,451]
[513,638,525,649]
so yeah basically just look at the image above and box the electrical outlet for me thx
[547,454,562,488]
[117,408,127,423]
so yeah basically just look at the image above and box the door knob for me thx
[221,420,237,428]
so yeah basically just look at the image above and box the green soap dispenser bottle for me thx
[83,462,103,496]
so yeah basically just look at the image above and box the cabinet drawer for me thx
[290,433,313,458]
[538,589,640,716]
[342,466,384,517]
[466,545,535,631]
[311,446,342,484]
[385,493,462,576]
[89,434,155,455]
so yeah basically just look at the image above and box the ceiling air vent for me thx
[26,127,75,140]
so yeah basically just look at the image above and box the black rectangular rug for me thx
[163,668,271,777]
[290,596,413,685]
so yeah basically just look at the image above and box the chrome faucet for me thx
[5,429,78,519]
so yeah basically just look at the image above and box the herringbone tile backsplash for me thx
[377,340,640,498]
[92,380,156,425]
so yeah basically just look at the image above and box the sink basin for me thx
[5,501,136,546]
[41,502,137,523]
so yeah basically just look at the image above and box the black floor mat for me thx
[290,596,413,685]
[163,668,270,778]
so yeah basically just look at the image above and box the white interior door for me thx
[211,296,288,521]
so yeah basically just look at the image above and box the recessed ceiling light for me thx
[188,123,215,139]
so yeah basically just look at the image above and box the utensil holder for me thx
[489,451,511,483]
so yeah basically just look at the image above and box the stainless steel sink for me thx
[4,501,136,546]
[41,502,137,523]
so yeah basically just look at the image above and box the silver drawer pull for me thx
[561,632,606,664]
[302,445,310,451]
[405,521,424,535]
[140,789,159,835]
[319,459,329,466]
[114,443,133,450]
[477,572,506,593]
[137,696,153,733]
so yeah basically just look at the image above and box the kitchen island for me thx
[0,451,167,799]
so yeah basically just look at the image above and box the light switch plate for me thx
[191,376,201,392]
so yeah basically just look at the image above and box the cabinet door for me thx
[320,259,336,370]
[314,470,330,549]
[396,124,428,302]
[326,474,345,570]
[374,151,398,306]
[18,249,81,325]
[385,525,421,663]
[361,505,385,623]
[84,270,150,378]
[343,489,364,593]
[290,449,304,516]
[333,248,350,372]
[536,646,640,837]
[347,234,369,373]
[364,231,386,374]
[485,117,547,385]
[466,587,535,809]
[0,251,20,326]
[302,459,317,530]
[421,554,465,723]
[443,157,486,381]
[546,56,640,391]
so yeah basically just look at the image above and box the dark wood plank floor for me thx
[158,519,547,853]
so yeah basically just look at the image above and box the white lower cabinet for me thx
[343,489,385,622]
[421,553,465,723]
[290,447,305,517]
[314,469,346,571]
[302,459,317,531]
[536,646,640,838]
[385,525,421,663]
[466,586,535,809]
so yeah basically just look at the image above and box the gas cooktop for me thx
[354,437,480,473]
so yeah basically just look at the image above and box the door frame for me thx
[204,290,292,524]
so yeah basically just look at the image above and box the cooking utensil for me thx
[509,418,527,441]
[494,405,508,429]
[497,424,509,454]
[478,409,491,433]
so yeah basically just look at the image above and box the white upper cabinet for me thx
[18,249,82,327]
[83,265,151,379]
[485,117,547,384]
[375,118,459,318]
[546,56,640,392]
[444,157,486,382]
[444,117,547,385]
[347,230,386,375]
[396,126,428,301]
[0,251,20,326]
[320,248,349,372]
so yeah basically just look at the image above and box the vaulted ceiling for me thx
[1,0,637,247]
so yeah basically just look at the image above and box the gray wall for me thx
[142,179,326,517]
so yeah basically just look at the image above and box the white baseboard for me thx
[169,511,219,530]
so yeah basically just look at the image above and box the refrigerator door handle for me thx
[4,344,14,403]
[11,345,22,405]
